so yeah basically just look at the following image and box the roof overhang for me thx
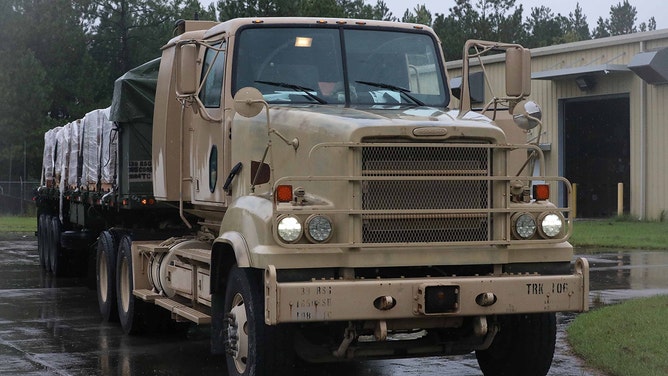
[531,64,630,80]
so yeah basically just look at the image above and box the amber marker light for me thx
[276,185,293,202]
[533,184,550,201]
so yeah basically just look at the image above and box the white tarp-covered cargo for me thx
[54,123,69,184]
[43,107,118,191]
[67,120,83,188]
[42,126,62,185]
[81,108,116,187]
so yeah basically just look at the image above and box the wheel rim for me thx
[99,252,108,302]
[228,293,249,374]
[120,258,130,313]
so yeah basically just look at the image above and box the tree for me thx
[608,0,637,35]
[85,0,207,99]
[432,0,524,60]
[564,3,590,42]
[639,17,657,33]
[592,16,610,38]
[402,4,432,26]
[0,0,98,181]
[216,0,394,20]
[523,6,568,48]
[591,0,655,38]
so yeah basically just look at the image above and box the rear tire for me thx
[475,313,557,376]
[37,214,47,269]
[96,230,119,322]
[44,215,53,273]
[116,234,148,334]
[49,216,65,276]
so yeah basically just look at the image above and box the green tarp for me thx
[109,58,160,124]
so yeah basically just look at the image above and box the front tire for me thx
[223,266,295,376]
[475,313,557,376]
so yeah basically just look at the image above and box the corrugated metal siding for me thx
[447,31,668,219]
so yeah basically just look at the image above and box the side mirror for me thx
[177,44,197,96]
[506,47,531,97]
[233,87,265,117]
[512,100,542,130]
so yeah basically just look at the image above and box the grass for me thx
[570,218,668,250]
[568,295,668,376]
[569,218,668,375]
[0,215,36,239]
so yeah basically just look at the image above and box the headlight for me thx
[305,215,333,243]
[512,213,536,239]
[277,215,302,243]
[539,213,564,238]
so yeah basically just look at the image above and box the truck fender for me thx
[210,231,251,355]
[211,231,250,294]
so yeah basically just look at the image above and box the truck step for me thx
[172,247,211,264]
[154,298,211,324]
[136,243,170,254]
[134,289,162,301]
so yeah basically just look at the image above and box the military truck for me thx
[35,17,589,376]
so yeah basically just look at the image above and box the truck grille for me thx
[361,145,491,243]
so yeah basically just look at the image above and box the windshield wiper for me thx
[356,80,425,106]
[255,80,327,104]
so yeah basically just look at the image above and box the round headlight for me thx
[306,215,333,243]
[512,213,536,239]
[539,213,563,238]
[277,215,302,243]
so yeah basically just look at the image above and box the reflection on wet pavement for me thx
[0,240,666,375]
[583,249,668,306]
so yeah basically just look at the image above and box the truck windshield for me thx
[233,25,449,108]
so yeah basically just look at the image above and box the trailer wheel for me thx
[43,215,53,273]
[475,313,556,376]
[37,214,47,269]
[96,230,119,322]
[223,265,295,376]
[49,216,65,276]
[61,230,96,250]
[116,234,148,334]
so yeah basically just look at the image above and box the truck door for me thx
[191,41,228,206]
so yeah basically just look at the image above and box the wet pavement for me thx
[1,239,667,376]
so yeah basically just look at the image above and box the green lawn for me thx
[0,215,36,239]
[568,218,668,376]
[0,216,36,232]
[568,295,668,376]
[570,218,668,250]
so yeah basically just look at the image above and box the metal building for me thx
[447,30,668,219]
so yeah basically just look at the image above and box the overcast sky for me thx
[201,0,666,30]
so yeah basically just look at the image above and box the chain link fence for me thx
[0,180,39,215]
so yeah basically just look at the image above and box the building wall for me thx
[446,30,668,219]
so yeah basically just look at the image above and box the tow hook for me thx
[332,323,356,358]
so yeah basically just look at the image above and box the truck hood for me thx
[264,104,507,144]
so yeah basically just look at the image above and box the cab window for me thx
[199,42,226,108]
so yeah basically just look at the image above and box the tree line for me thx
[0,0,656,182]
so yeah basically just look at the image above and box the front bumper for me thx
[264,258,589,325]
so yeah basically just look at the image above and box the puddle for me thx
[579,248,668,305]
